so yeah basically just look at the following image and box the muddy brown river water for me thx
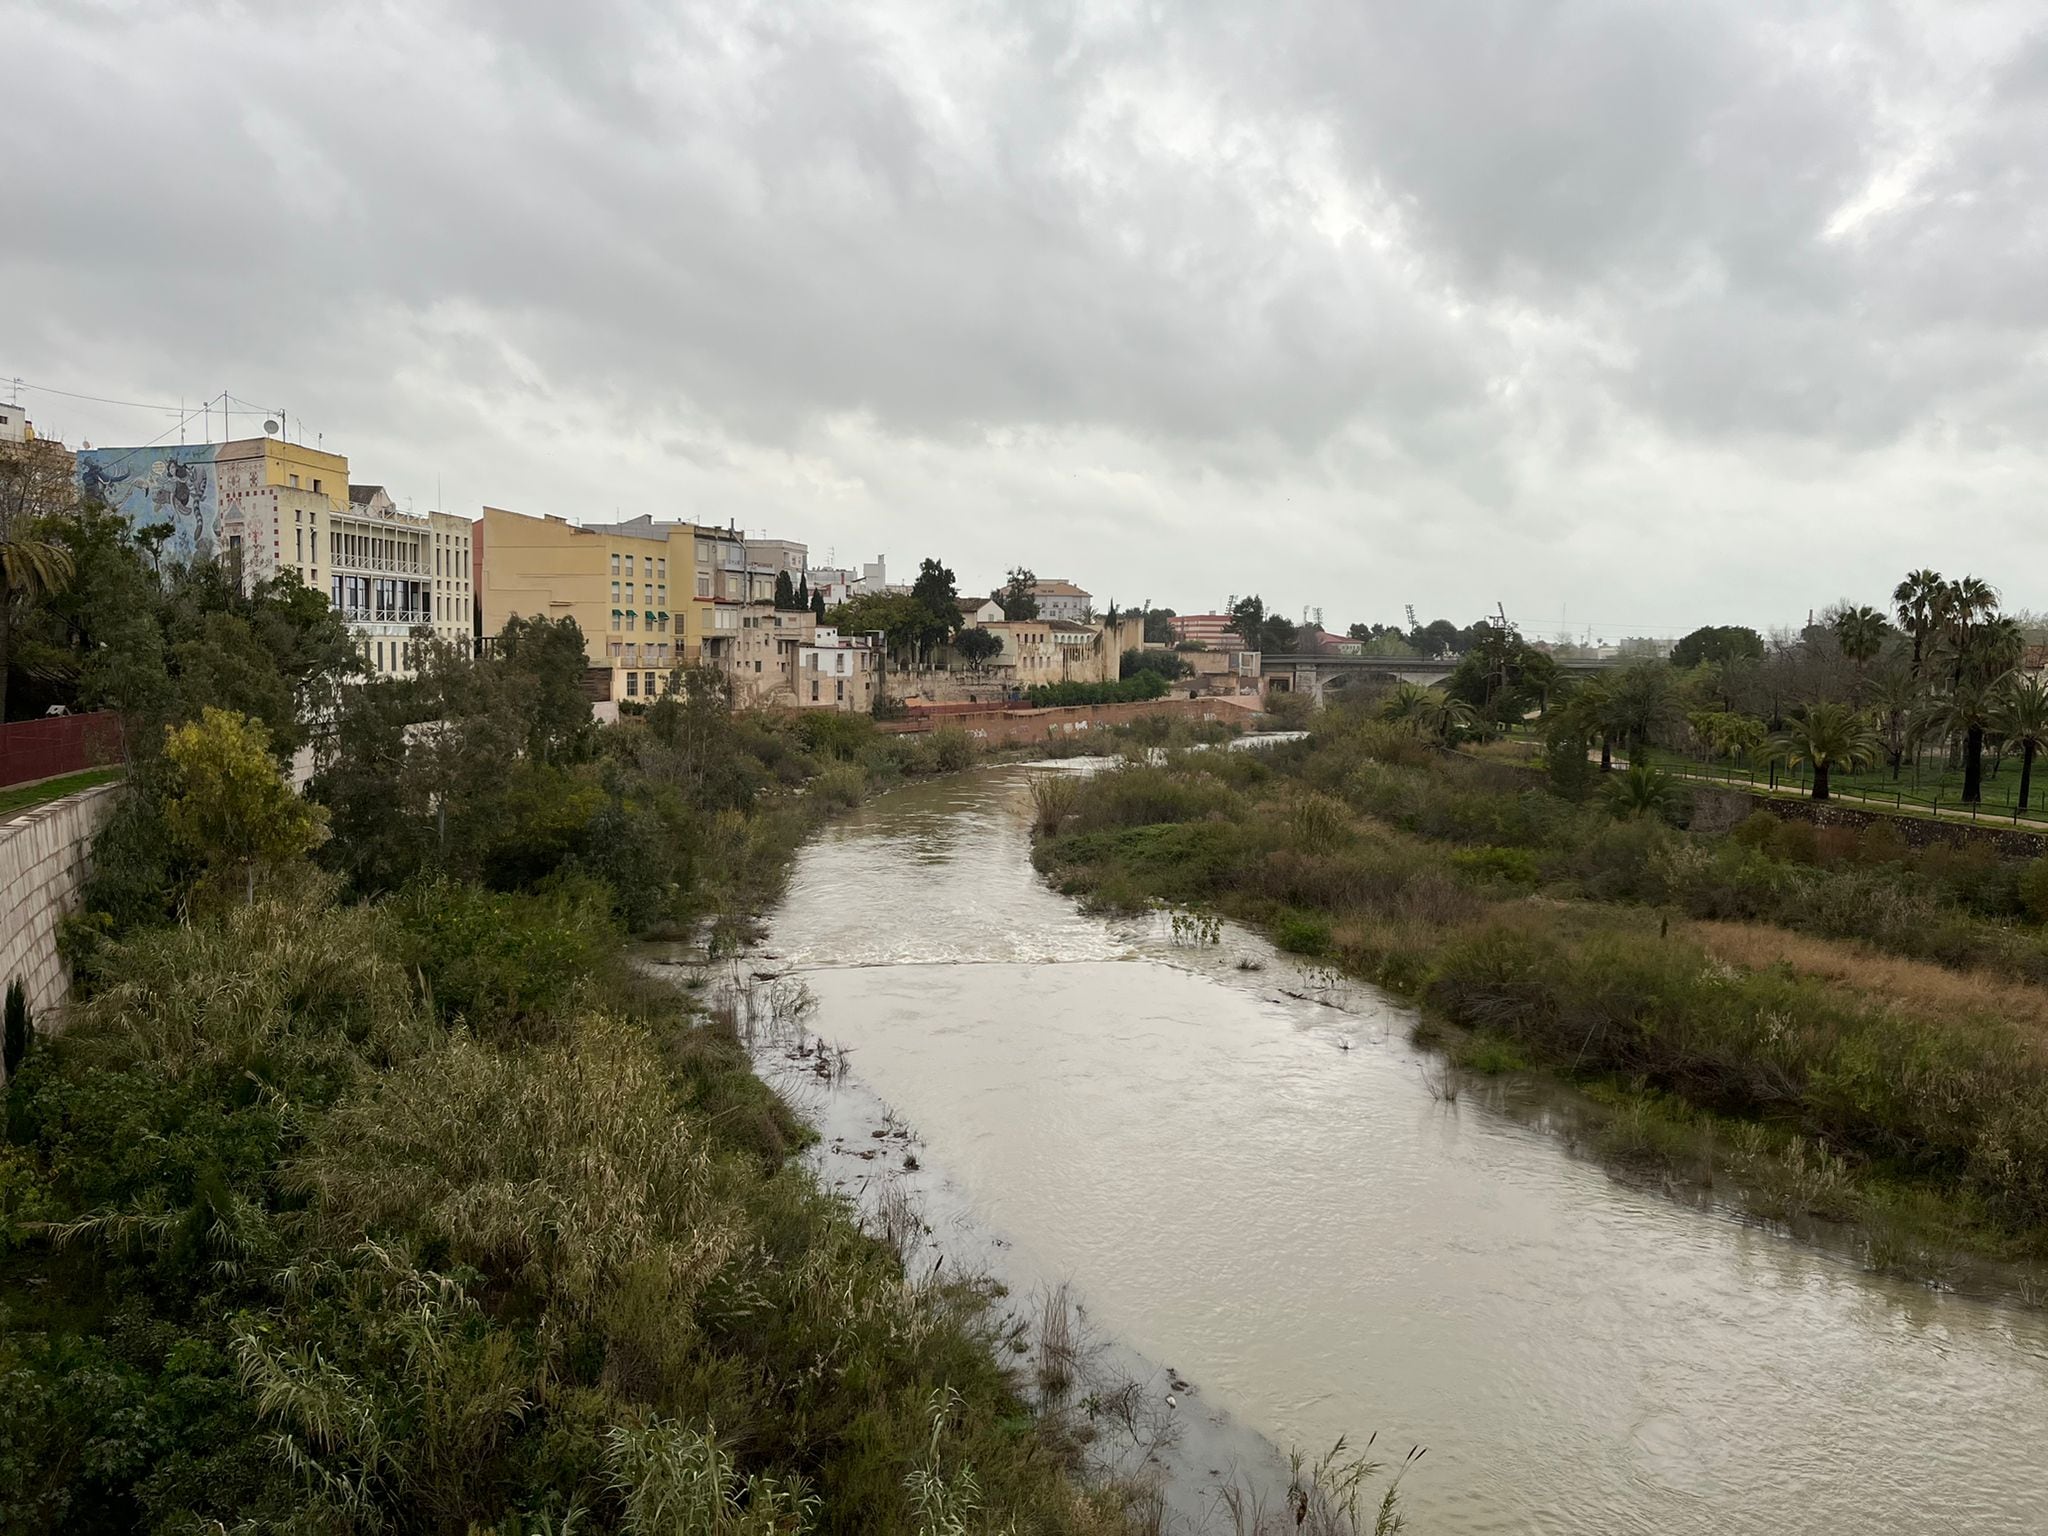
[742,761,2048,1533]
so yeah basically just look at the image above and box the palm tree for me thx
[1892,569,1945,679]
[1990,672,2048,813]
[1380,682,1473,742]
[1605,759,1680,821]
[0,444,79,722]
[1762,703,1882,801]
[1554,678,1614,771]
[1603,662,1677,759]
[1831,604,1888,685]
[1920,677,1998,804]
[1379,681,1437,731]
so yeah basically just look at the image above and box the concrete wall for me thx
[0,784,118,1068]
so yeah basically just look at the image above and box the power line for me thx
[0,376,193,413]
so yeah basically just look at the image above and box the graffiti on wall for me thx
[76,444,225,565]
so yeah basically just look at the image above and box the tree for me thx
[1121,647,1189,681]
[1603,662,1678,756]
[811,589,826,622]
[1143,607,1177,644]
[795,572,810,610]
[996,567,1039,620]
[1831,605,1889,679]
[1762,703,1882,801]
[953,628,1003,674]
[162,706,330,902]
[1669,625,1765,670]
[496,614,595,765]
[1227,595,1266,646]
[773,570,795,609]
[1991,672,2048,813]
[1893,568,1946,679]
[909,558,960,661]
[0,439,81,721]
[1380,682,1472,742]
[1605,760,1681,821]
[1865,667,1919,779]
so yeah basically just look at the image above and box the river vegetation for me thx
[1033,698,2048,1285]
[0,488,1185,1532]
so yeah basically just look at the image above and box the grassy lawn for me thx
[0,765,124,818]
[1637,745,2045,817]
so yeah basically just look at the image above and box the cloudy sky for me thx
[5,1,2045,640]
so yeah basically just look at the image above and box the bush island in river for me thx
[1034,714,2048,1273]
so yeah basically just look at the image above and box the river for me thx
[744,761,2048,1533]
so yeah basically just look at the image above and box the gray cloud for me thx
[4,0,2047,633]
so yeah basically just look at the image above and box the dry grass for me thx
[1686,918,2048,1048]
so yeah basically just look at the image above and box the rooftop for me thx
[1031,578,1090,597]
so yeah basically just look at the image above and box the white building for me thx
[797,625,884,711]
[0,403,27,444]
[1030,578,1093,622]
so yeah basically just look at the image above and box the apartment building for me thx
[479,508,804,702]
[1029,578,1093,622]
[479,507,682,701]
[75,434,466,677]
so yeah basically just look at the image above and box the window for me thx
[296,529,303,562]
[289,473,300,488]
[624,554,635,577]
[625,611,636,632]
[836,679,845,701]
[610,553,620,575]
[608,640,622,659]
[656,558,666,579]
[312,478,322,493]
[811,678,819,701]
[625,582,634,603]
[611,581,620,603]
[376,641,385,670]
[626,671,639,697]
[697,574,711,598]
[644,672,655,696]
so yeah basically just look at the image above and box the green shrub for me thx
[1731,809,1780,849]
[2019,859,2048,924]
[930,725,979,771]
[1272,911,1333,956]
[1023,672,1169,707]
[1769,819,1820,865]
[387,877,616,1037]
[1450,845,1542,888]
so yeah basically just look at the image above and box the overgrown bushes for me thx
[1032,715,2048,1261]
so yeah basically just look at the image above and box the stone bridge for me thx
[1261,652,1622,703]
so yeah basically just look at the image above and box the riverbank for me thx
[0,685,1164,1531]
[1031,721,2048,1296]
[729,758,2048,1533]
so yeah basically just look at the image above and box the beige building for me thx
[729,603,817,706]
[969,613,1143,688]
[479,507,805,703]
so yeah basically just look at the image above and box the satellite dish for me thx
[263,419,280,436]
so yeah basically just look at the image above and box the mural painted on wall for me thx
[76,445,225,565]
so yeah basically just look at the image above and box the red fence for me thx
[0,712,126,790]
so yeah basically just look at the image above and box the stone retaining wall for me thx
[1689,784,2048,857]
[0,784,118,1073]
